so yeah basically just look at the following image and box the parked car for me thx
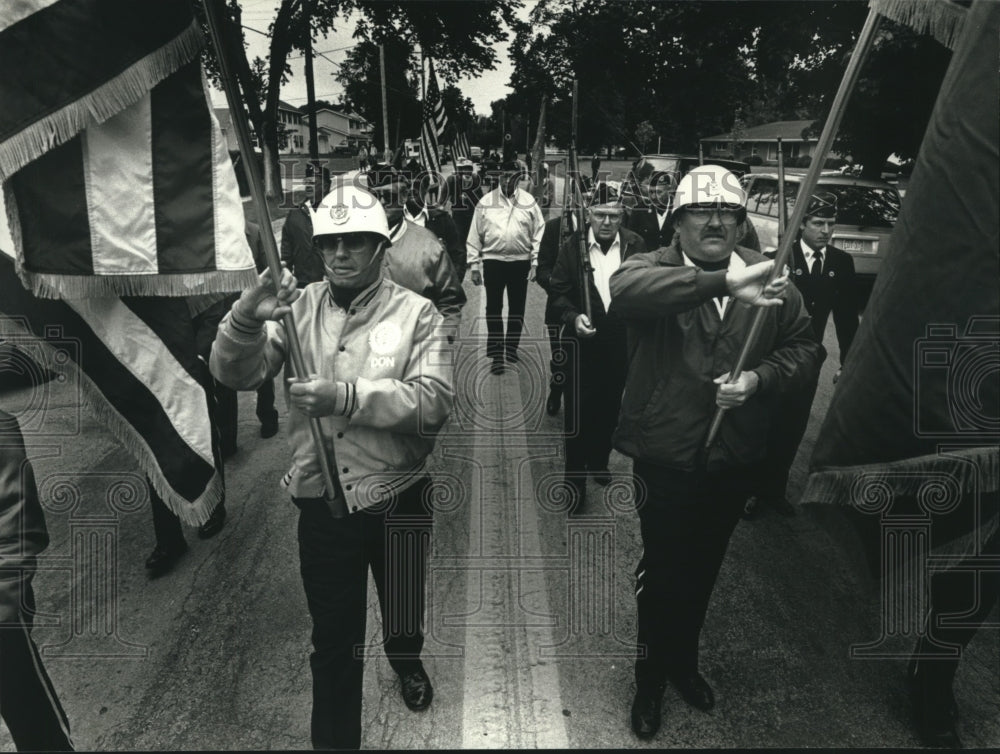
[621,154,751,210]
[740,173,902,307]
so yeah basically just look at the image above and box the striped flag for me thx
[452,132,472,161]
[1,0,257,299]
[419,59,447,176]
[0,251,222,526]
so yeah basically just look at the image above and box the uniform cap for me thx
[805,191,838,218]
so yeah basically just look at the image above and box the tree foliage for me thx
[506,0,951,173]
[198,0,523,195]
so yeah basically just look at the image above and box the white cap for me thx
[671,165,746,215]
[309,184,391,241]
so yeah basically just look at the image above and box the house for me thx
[214,100,305,154]
[313,107,374,153]
[699,119,843,164]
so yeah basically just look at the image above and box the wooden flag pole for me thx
[202,0,348,517]
[704,7,882,449]
[777,136,787,241]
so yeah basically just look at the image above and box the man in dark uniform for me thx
[745,192,859,518]
[444,159,486,280]
[549,183,646,512]
[393,165,467,283]
[280,166,331,287]
[0,411,74,751]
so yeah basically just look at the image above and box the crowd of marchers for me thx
[7,155,988,753]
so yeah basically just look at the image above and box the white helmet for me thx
[309,184,391,240]
[671,164,746,216]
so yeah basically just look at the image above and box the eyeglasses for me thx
[684,207,742,226]
[590,210,623,222]
[315,235,374,255]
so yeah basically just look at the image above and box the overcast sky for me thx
[212,0,532,115]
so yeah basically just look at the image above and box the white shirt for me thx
[800,239,827,272]
[404,205,428,228]
[588,229,622,312]
[681,251,747,318]
[657,210,669,230]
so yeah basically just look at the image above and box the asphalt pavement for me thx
[0,207,996,751]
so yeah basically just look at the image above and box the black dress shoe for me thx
[545,388,561,416]
[260,419,279,439]
[145,541,188,578]
[741,496,760,520]
[490,358,505,375]
[630,686,663,739]
[399,666,433,711]
[668,671,715,711]
[766,496,797,517]
[591,469,612,487]
[198,503,227,539]
[505,349,519,364]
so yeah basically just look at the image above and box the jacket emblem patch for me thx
[369,321,403,355]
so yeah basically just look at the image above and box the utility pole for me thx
[379,44,390,162]
[302,0,319,174]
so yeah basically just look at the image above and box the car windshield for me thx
[787,183,900,227]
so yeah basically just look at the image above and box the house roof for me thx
[701,119,817,143]
[277,99,302,113]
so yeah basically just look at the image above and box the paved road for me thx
[1,215,996,751]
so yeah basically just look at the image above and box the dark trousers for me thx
[297,476,433,750]
[150,483,186,549]
[632,461,752,689]
[914,524,1000,682]
[483,259,530,360]
[256,379,277,427]
[756,369,821,502]
[563,336,627,494]
[546,323,565,393]
[0,583,74,751]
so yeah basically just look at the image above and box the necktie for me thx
[811,251,823,278]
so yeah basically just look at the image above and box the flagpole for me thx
[202,0,348,518]
[379,44,391,163]
[704,7,882,449]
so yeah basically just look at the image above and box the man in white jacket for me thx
[467,159,545,373]
[210,185,454,750]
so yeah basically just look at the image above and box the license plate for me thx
[837,237,877,254]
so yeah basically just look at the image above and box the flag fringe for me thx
[871,0,967,50]
[0,20,204,182]
[803,447,999,559]
[17,268,260,300]
[0,317,221,527]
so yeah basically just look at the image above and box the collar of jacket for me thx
[325,276,383,311]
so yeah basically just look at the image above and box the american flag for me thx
[452,132,472,161]
[419,58,447,176]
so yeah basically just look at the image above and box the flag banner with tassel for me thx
[0,0,203,182]
[803,0,998,560]
[0,248,222,527]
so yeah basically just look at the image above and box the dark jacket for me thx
[0,411,49,623]
[424,208,466,283]
[626,209,763,253]
[549,226,647,335]
[444,172,487,258]
[609,243,825,472]
[280,202,324,286]
[536,214,577,325]
[783,242,859,365]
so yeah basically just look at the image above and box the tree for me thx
[200,0,524,197]
[634,121,656,153]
